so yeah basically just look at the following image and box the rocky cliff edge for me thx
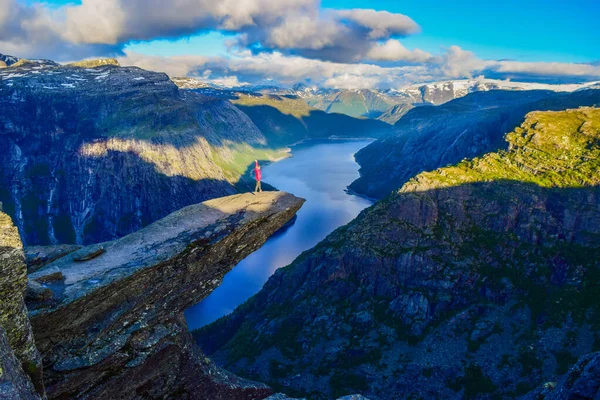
[25,191,304,399]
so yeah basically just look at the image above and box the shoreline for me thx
[345,187,379,203]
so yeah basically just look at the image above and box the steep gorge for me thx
[197,108,600,399]
[0,54,391,247]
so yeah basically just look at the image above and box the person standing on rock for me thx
[253,160,263,193]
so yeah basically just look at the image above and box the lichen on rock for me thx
[0,211,44,396]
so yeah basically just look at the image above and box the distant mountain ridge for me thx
[0,53,59,68]
[175,75,600,121]
[288,79,600,120]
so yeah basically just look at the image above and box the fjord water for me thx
[185,139,374,330]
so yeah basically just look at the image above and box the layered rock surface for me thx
[26,192,304,399]
[197,109,600,399]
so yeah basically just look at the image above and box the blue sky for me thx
[324,0,600,63]
[34,0,600,63]
[6,0,600,87]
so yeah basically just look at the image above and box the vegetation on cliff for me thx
[196,108,600,399]
[350,89,600,198]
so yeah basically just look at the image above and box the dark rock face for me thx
[523,352,600,399]
[0,59,269,246]
[196,109,600,399]
[0,211,44,396]
[350,89,600,198]
[27,192,304,399]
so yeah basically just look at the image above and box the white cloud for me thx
[366,40,432,62]
[323,73,385,89]
[492,60,600,77]
[1,0,424,64]
[334,9,420,39]
[3,1,599,88]
[436,45,486,78]
[120,50,429,88]
[117,51,210,76]
[118,46,600,90]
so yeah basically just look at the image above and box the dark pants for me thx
[254,180,262,193]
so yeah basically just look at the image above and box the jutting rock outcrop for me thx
[25,192,304,399]
[0,210,43,398]
[0,52,389,247]
[197,108,600,399]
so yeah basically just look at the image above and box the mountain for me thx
[171,78,600,122]
[230,93,392,147]
[0,56,279,246]
[195,107,600,399]
[292,85,403,119]
[386,78,600,106]
[171,76,214,90]
[290,79,600,121]
[0,54,384,246]
[0,53,58,68]
[349,88,600,198]
[376,103,433,125]
[67,58,120,68]
[172,79,393,145]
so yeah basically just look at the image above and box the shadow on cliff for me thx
[349,89,600,198]
[194,178,600,389]
[0,147,246,246]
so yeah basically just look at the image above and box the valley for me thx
[1,44,599,400]
[185,139,374,330]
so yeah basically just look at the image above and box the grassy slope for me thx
[403,107,600,192]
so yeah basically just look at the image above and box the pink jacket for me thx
[254,164,262,181]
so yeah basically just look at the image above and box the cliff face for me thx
[0,327,40,400]
[0,57,283,246]
[350,89,600,198]
[26,192,304,399]
[0,211,43,397]
[197,109,600,399]
[523,351,600,400]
